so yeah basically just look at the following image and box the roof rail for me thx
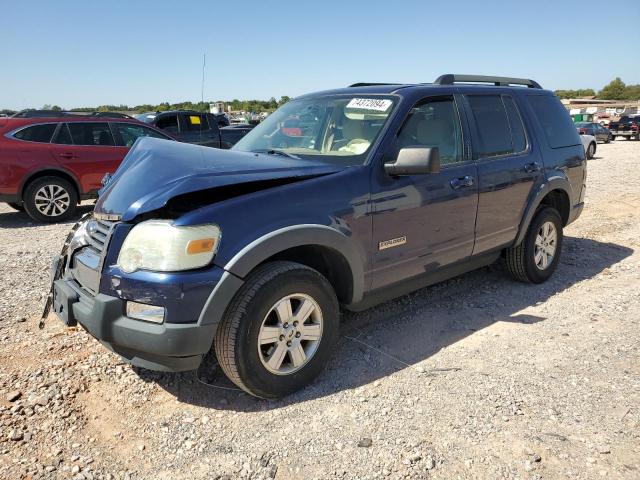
[349,82,398,87]
[434,74,542,89]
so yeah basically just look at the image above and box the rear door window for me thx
[68,122,115,146]
[502,96,527,153]
[13,123,57,143]
[53,123,73,145]
[467,95,512,158]
[112,123,170,147]
[528,94,580,148]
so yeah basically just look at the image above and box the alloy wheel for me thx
[534,221,557,270]
[33,184,71,217]
[257,293,323,375]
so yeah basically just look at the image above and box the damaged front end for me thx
[42,137,344,370]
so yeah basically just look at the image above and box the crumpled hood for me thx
[95,137,344,221]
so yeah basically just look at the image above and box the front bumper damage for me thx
[51,277,216,371]
[43,215,242,372]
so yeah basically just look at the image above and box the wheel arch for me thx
[19,168,81,203]
[514,178,572,246]
[224,224,365,306]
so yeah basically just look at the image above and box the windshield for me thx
[232,95,397,165]
[135,113,156,123]
[575,122,591,127]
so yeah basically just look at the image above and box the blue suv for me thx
[47,75,586,398]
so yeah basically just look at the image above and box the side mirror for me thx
[384,147,440,176]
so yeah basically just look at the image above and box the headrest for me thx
[416,119,449,145]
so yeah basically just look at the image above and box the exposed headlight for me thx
[117,220,220,273]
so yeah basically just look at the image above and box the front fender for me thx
[513,175,572,246]
[222,224,365,304]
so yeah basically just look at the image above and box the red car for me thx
[0,117,173,222]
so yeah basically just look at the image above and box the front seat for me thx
[415,118,456,162]
[98,131,112,146]
[335,118,371,154]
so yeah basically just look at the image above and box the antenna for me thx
[201,53,206,105]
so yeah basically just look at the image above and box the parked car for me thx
[49,74,586,398]
[0,117,173,222]
[575,122,612,143]
[580,134,597,159]
[608,115,640,140]
[135,110,251,148]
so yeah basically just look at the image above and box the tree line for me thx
[3,79,639,116]
[34,97,292,115]
[555,78,640,101]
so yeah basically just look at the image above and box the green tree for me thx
[622,84,640,101]
[598,78,626,100]
[278,96,291,106]
[554,89,595,99]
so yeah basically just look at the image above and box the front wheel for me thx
[214,261,339,399]
[505,207,563,284]
[586,142,596,159]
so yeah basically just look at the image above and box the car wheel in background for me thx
[214,261,339,399]
[586,142,596,159]
[7,202,24,212]
[23,176,78,223]
[605,135,611,144]
[505,207,563,284]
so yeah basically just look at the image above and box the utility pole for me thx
[201,53,206,105]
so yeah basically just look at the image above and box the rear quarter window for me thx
[528,95,580,149]
[13,123,57,143]
[181,114,210,132]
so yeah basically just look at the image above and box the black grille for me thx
[86,219,116,255]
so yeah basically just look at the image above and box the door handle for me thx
[450,175,474,190]
[524,162,541,173]
[58,152,77,159]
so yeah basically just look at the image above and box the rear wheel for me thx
[7,202,24,212]
[23,176,78,223]
[505,207,563,284]
[214,261,339,399]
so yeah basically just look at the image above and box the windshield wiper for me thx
[251,149,299,159]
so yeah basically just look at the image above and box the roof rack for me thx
[10,110,133,119]
[434,74,542,89]
[349,82,398,87]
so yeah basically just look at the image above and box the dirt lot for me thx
[1,141,639,480]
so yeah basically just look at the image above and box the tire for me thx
[505,207,563,284]
[605,135,611,144]
[586,142,596,159]
[214,261,339,399]
[23,176,78,223]
[7,202,24,212]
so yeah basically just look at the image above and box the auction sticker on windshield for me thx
[346,98,393,112]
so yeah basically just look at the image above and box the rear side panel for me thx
[521,92,586,213]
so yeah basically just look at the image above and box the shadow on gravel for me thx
[0,205,94,229]
[138,236,633,411]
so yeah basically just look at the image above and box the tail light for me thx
[632,124,639,131]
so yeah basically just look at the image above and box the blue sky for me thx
[1,0,638,110]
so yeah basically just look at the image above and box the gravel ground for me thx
[1,141,639,480]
